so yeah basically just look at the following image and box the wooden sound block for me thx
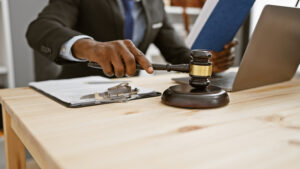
[161,84,229,109]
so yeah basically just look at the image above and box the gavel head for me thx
[189,50,213,88]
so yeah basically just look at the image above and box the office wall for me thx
[8,0,47,87]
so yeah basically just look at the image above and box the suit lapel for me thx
[107,0,124,39]
[139,0,151,51]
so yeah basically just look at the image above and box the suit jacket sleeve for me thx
[26,0,83,64]
[153,2,191,64]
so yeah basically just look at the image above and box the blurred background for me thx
[0,0,299,168]
[0,0,298,88]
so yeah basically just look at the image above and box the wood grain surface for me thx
[2,106,26,169]
[0,69,300,169]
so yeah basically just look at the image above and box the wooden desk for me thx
[1,71,300,169]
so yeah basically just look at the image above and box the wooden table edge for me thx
[1,100,62,169]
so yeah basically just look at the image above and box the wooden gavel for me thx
[88,50,213,89]
[88,50,229,109]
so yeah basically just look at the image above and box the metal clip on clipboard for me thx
[80,83,139,103]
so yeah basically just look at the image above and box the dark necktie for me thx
[122,0,135,40]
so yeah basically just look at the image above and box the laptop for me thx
[173,5,300,92]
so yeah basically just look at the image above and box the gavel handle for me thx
[87,62,189,73]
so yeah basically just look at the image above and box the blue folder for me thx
[191,0,256,51]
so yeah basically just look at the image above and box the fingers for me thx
[213,62,233,73]
[106,40,153,77]
[124,40,153,74]
[118,42,136,76]
[214,56,234,67]
[211,50,231,60]
[212,56,235,73]
[224,40,238,49]
[89,40,151,77]
[87,43,115,77]
[218,60,234,70]
[210,39,237,73]
[212,39,237,59]
[212,55,235,65]
[90,43,124,77]
[99,59,114,77]
[111,52,125,77]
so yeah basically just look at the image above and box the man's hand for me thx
[211,40,238,73]
[72,39,153,77]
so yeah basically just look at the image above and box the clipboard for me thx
[29,76,161,108]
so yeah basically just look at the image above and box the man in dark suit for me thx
[26,0,234,79]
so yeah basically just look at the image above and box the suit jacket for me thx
[26,0,190,79]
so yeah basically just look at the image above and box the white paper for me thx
[29,76,157,107]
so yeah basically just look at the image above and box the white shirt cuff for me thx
[60,35,93,62]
